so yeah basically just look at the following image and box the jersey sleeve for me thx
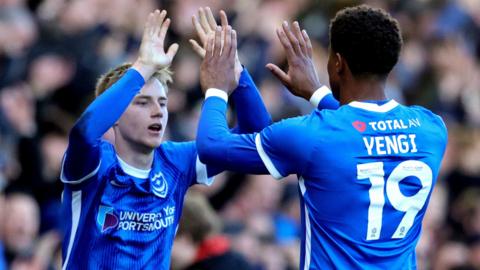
[162,142,215,187]
[255,117,313,179]
[197,96,314,179]
[230,68,272,133]
[61,69,145,185]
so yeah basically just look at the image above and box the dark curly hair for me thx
[330,5,403,77]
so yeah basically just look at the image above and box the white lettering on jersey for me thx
[368,118,420,131]
[99,205,176,232]
[362,134,418,155]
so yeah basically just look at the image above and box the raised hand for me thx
[266,21,322,100]
[190,7,242,83]
[133,10,179,80]
[200,26,237,94]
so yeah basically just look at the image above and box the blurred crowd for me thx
[0,0,479,269]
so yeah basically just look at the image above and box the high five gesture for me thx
[133,10,179,80]
[266,21,322,100]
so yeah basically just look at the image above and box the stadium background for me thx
[0,0,479,269]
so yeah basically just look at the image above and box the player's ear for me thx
[335,52,344,74]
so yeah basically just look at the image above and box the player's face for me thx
[327,48,340,99]
[116,78,168,150]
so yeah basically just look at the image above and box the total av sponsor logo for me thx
[96,205,175,232]
[352,118,421,133]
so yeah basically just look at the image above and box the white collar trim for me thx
[117,155,151,179]
[348,100,399,113]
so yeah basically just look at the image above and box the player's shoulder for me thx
[404,105,447,133]
[159,141,195,155]
[98,140,117,160]
[312,104,356,119]
[267,114,318,137]
[61,140,116,188]
[158,141,196,167]
[96,140,119,174]
[310,106,354,129]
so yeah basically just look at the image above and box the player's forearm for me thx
[231,68,272,133]
[70,69,145,144]
[197,96,268,174]
[197,96,230,163]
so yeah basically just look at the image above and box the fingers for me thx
[213,26,222,56]
[292,21,308,56]
[302,29,313,57]
[205,32,215,60]
[205,7,217,30]
[199,7,212,33]
[230,29,237,60]
[223,25,232,57]
[282,21,302,55]
[276,28,296,61]
[189,39,206,58]
[158,18,171,47]
[166,43,179,61]
[145,12,155,36]
[152,10,167,37]
[266,63,290,86]
[192,15,207,44]
[220,10,229,28]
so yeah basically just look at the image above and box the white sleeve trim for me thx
[309,86,332,107]
[255,134,284,180]
[195,156,214,186]
[60,154,101,184]
[205,88,228,103]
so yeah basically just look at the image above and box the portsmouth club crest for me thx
[97,205,119,232]
[151,172,168,198]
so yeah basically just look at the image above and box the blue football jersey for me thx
[61,141,212,270]
[60,66,271,269]
[255,100,447,269]
[197,96,447,269]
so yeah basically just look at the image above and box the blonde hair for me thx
[95,63,173,97]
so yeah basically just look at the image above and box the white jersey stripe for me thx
[348,100,399,113]
[195,156,214,186]
[60,154,101,184]
[62,191,82,270]
[299,177,311,270]
[255,134,284,180]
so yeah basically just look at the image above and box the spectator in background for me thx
[172,191,253,270]
[0,192,6,270]
[0,6,37,87]
[1,192,60,269]
[3,192,39,266]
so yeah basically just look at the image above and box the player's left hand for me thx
[199,26,237,94]
[266,21,322,101]
[190,7,243,83]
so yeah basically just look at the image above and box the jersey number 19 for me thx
[357,160,433,240]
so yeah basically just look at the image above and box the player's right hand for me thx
[133,10,179,80]
[266,21,322,101]
[199,26,237,94]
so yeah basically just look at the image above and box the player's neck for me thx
[340,75,387,104]
[114,142,154,170]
